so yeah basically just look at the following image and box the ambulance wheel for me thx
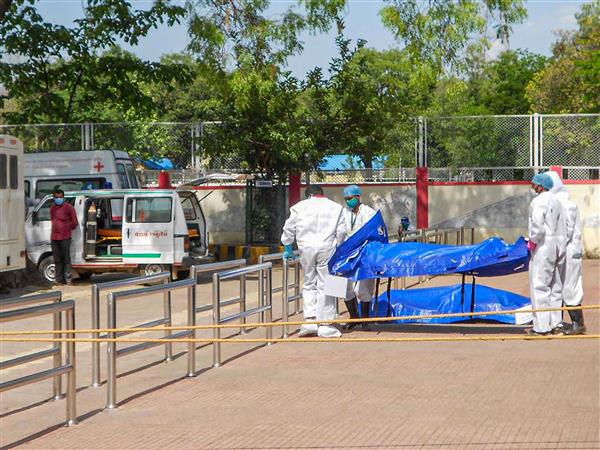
[140,264,170,277]
[39,256,56,283]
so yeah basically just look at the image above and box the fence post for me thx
[66,308,78,426]
[83,123,92,150]
[416,167,429,229]
[532,113,540,168]
[417,116,426,167]
[106,292,117,409]
[212,273,221,368]
[289,173,301,207]
[52,303,63,400]
[187,284,196,377]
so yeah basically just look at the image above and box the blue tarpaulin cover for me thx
[329,212,529,281]
[368,284,531,324]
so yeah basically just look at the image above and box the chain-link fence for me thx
[1,114,598,179]
[423,115,532,168]
[540,114,600,166]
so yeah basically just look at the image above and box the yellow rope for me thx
[0,335,598,344]
[0,304,597,336]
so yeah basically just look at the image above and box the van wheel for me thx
[140,264,170,277]
[39,256,56,283]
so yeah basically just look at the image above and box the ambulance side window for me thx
[9,155,18,189]
[125,163,139,188]
[0,153,6,189]
[126,197,172,223]
[116,163,130,188]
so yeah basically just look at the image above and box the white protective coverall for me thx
[528,190,563,333]
[281,196,346,321]
[343,203,376,302]
[547,172,584,309]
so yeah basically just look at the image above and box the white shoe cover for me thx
[317,325,342,338]
[298,323,318,337]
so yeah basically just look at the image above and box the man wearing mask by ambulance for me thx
[341,185,377,331]
[50,189,78,285]
[546,171,586,334]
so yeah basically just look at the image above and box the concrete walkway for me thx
[1,262,599,449]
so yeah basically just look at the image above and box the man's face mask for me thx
[345,197,359,209]
[54,197,64,206]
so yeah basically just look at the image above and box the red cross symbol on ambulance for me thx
[93,161,105,172]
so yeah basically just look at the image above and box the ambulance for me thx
[25,188,210,282]
[0,135,26,275]
[24,150,140,201]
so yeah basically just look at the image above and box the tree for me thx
[469,50,547,114]
[0,0,189,124]
[526,1,600,113]
[185,0,347,68]
[379,0,527,71]
[304,37,435,169]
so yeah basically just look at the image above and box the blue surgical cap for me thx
[532,173,554,191]
[343,185,362,197]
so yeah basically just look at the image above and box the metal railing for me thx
[191,259,247,332]
[91,273,172,387]
[259,252,302,338]
[212,263,273,367]
[0,292,77,426]
[105,278,196,409]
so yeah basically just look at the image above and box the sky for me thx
[22,0,589,78]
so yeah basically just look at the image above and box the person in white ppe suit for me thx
[546,171,586,334]
[281,185,346,338]
[341,185,377,331]
[526,172,564,336]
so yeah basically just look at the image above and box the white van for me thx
[24,150,140,201]
[0,135,26,274]
[26,189,209,282]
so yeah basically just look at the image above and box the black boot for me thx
[360,302,371,330]
[564,309,586,335]
[343,298,360,331]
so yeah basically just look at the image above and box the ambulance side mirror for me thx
[32,211,39,226]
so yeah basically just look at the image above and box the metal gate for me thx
[245,179,287,245]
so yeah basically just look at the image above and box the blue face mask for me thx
[54,197,64,206]
[346,197,359,209]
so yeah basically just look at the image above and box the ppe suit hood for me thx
[547,171,566,194]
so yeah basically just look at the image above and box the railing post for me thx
[294,261,301,314]
[163,279,173,362]
[187,284,196,377]
[106,292,117,409]
[266,266,273,346]
[52,299,63,400]
[212,273,221,367]
[91,284,101,387]
[66,308,78,425]
[239,273,246,334]
[282,259,290,338]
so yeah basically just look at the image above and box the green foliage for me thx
[0,0,189,124]
[526,1,600,113]
[379,0,527,70]
[305,37,436,168]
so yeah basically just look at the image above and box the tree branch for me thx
[0,0,13,21]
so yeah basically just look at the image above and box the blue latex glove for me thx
[283,244,295,260]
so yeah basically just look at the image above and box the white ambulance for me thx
[24,150,140,201]
[25,188,209,282]
[0,135,26,275]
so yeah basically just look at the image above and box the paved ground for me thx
[1,261,599,449]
